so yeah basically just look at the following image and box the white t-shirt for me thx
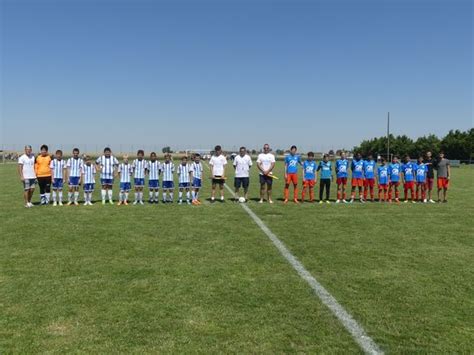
[18,154,36,179]
[233,155,252,178]
[209,155,227,176]
[257,153,275,175]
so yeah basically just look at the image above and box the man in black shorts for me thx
[233,147,252,202]
[256,144,276,203]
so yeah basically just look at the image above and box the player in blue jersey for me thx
[96,147,119,205]
[118,155,132,205]
[66,148,84,206]
[363,154,376,202]
[161,153,175,203]
[177,156,192,204]
[147,152,161,203]
[284,145,302,203]
[402,155,416,203]
[377,157,389,202]
[301,152,317,202]
[335,152,349,203]
[415,156,428,203]
[190,153,203,205]
[132,149,146,205]
[50,149,66,206]
[388,155,401,203]
[82,155,96,206]
[317,154,332,204]
[350,153,365,203]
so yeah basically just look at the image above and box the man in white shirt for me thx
[18,145,37,208]
[233,146,252,202]
[256,143,276,203]
[209,145,227,202]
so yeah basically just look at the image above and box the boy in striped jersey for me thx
[50,149,66,206]
[66,148,84,205]
[132,150,146,205]
[161,153,175,203]
[82,156,96,205]
[190,153,203,205]
[147,152,161,203]
[177,156,192,204]
[96,147,119,205]
[118,155,132,205]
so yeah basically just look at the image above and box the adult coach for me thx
[424,151,436,203]
[257,143,275,204]
[233,147,252,202]
[35,144,52,205]
[18,145,37,208]
[436,151,450,203]
[209,145,227,202]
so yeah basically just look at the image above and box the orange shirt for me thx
[35,155,52,177]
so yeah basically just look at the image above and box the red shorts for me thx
[390,181,400,187]
[303,179,316,188]
[404,181,415,189]
[437,177,449,189]
[378,184,388,189]
[352,177,364,187]
[425,178,434,190]
[416,182,425,188]
[285,173,298,185]
[336,177,347,186]
[364,178,375,188]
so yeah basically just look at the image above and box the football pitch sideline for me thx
[1,163,473,353]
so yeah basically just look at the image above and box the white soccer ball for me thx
[238,197,246,203]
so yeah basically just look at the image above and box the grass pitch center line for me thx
[209,167,383,354]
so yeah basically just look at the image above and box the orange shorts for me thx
[364,178,375,188]
[336,177,347,186]
[352,177,364,187]
[303,179,316,188]
[286,173,298,185]
[437,177,449,189]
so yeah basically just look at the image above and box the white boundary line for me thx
[211,168,383,354]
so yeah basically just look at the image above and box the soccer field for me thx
[1,162,473,353]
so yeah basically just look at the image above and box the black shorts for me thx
[259,174,273,186]
[234,177,249,189]
[212,176,225,186]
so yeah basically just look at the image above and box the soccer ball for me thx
[238,197,246,203]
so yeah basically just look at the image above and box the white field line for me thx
[205,164,383,354]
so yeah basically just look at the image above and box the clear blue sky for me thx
[1,0,472,152]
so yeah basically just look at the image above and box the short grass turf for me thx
[1,162,473,353]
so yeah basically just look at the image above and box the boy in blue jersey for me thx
[335,152,349,203]
[50,149,66,206]
[317,154,332,204]
[402,155,416,203]
[350,153,365,203]
[363,154,376,202]
[66,148,84,205]
[415,156,428,203]
[82,156,96,206]
[190,153,203,205]
[377,157,389,202]
[161,153,175,203]
[388,155,401,203]
[301,152,317,202]
[284,145,302,203]
[96,147,119,205]
[132,149,146,205]
[118,155,132,205]
[177,156,192,204]
[147,152,161,203]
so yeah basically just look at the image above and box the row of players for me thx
[18,144,451,207]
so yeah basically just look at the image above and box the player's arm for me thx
[447,162,451,180]
[18,163,24,181]
[222,159,227,179]
[267,161,275,175]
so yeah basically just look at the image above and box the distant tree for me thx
[162,146,172,154]
[275,149,284,155]
[413,134,441,158]
[251,149,257,155]
[440,129,473,160]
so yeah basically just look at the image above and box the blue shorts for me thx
[192,178,202,188]
[53,178,63,189]
[149,179,159,189]
[69,176,80,187]
[84,183,95,192]
[134,178,145,187]
[162,181,174,189]
[120,182,131,191]
[101,178,114,186]
[179,182,190,188]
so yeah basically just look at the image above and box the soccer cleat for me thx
[319,201,323,204]
[423,199,427,203]
[67,201,73,206]
[326,200,331,204]
[293,199,299,204]
[429,199,436,203]
[117,201,122,206]
[74,201,79,206]
[336,199,340,203]
[404,200,408,203]
[412,201,416,204]
[53,201,57,206]
[220,196,225,202]
[139,201,144,205]
[360,199,365,203]
[25,204,30,208]
[109,200,114,205]
[124,201,129,205]
[269,199,274,204]
[102,200,106,205]
[259,199,264,204]
[187,200,191,205]
[178,200,182,205]
[28,202,34,207]
[349,199,354,204]
[58,201,63,206]
[133,201,138,205]
[343,199,348,204]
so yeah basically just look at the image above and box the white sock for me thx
[186,191,190,200]
[68,192,73,202]
[192,191,196,200]
[45,192,50,203]
[125,192,129,201]
[74,191,79,202]
[87,192,91,202]
[170,192,174,201]
[107,189,113,201]
[59,191,63,201]
[101,189,106,200]
[52,191,57,202]
[179,191,183,200]
[139,192,143,201]
[196,191,199,199]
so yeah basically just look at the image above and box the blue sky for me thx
[1,0,472,152]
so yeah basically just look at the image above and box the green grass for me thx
[1,162,473,353]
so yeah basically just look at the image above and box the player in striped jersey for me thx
[132,150,146,205]
[82,155,96,205]
[96,147,119,205]
[50,150,66,206]
[177,156,192,204]
[190,153,203,205]
[66,148,84,205]
[147,152,161,203]
[161,153,175,203]
[118,155,132,205]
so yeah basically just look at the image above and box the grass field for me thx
[1,162,473,353]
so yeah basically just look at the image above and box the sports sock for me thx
[192,191,196,200]
[186,191,190,200]
[59,191,63,201]
[125,192,129,201]
[101,189,106,200]
[170,192,174,201]
[178,191,183,200]
[68,192,73,202]
[107,189,113,201]
[52,191,57,202]
[74,191,79,202]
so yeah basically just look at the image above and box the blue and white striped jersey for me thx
[161,161,175,181]
[190,162,203,180]
[118,163,132,183]
[96,155,119,179]
[67,157,83,177]
[50,159,66,179]
[147,160,161,180]
[82,164,96,184]
[132,159,147,179]
[177,163,191,183]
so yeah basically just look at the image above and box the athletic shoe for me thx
[429,199,436,203]
[259,199,263,204]
[326,200,331,204]
[53,201,57,206]
[404,200,408,203]
[178,200,182,205]
[187,200,191,205]
[25,204,30,208]
[283,199,288,204]
[423,199,427,203]
[139,201,144,205]
[220,196,224,201]
[269,199,274,204]
[67,201,73,206]
[74,201,79,206]
[293,199,299,204]
[336,199,340,203]
[58,201,63,206]
[117,201,122,206]
[349,199,354,204]
[343,200,348,204]
[133,201,138,205]
[319,201,323,204]
[412,201,416,204]
[360,199,365,203]
[109,200,114,205]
